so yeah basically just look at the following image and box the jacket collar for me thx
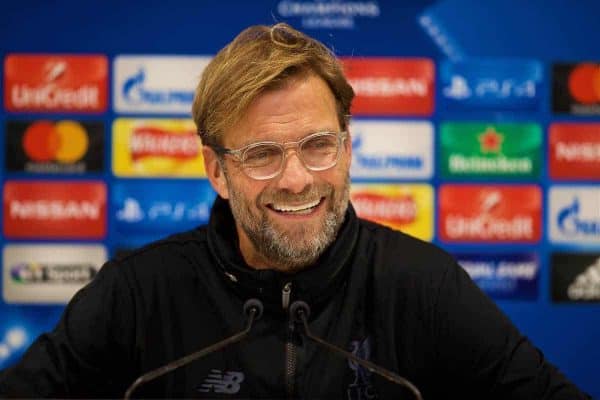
[206,196,359,314]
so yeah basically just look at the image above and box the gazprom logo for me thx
[550,186,600,244]
[114,56,211,114]
[122,68,193,106]
[349,120,432,179]
[352,134,423,170]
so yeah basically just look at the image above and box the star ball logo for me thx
[5,120,104,173]
[552,62,600,115]
[440,123,541,179]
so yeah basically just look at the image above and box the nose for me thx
[275,150,314,193]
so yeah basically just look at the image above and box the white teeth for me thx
[272,199,321,212]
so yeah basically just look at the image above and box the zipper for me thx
[282,282,292,310]
[283,282,296,398]
[285,310,297,398]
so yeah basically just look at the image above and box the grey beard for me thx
[246,206,342,273]
[226,175,349,273]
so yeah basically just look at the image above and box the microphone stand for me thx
[124,299,263,399]
[291,301,423,400]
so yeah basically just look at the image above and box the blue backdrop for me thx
[1,0,599,397]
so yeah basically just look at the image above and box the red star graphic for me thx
[478,127,504,153]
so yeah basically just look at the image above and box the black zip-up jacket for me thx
[0,197,590,399]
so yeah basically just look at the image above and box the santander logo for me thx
[3,181,106,238]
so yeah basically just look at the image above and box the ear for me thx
[202,146,230,199]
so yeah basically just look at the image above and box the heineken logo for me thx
[441,123,541,179]
[478,127,503,153]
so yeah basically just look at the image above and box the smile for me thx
[268,198,323,215]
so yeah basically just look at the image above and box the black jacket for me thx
[0,197,590,399]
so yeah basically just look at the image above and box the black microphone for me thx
[289,301,423,400]
[124,298,264,399]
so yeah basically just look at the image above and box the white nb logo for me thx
[198,369,244,394]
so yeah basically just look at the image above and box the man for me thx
[0,23,590,399]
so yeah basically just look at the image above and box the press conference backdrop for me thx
[1,0,599,396]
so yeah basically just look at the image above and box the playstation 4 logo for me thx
[443,75,471,99]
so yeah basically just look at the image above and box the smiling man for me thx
[0,23,591,399]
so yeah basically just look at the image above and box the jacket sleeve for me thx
[0,261,137,398]
[432,260,591,400]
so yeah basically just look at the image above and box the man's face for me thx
[204,73,351,273]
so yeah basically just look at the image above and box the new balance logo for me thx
[198,369,244,394]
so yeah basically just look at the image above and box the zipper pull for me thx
[282,282,292,310]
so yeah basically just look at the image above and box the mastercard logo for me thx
[568,63,600,104]
[22,120,89,163]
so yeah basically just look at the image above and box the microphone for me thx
[289,301,423,400]
[124,299,264,399]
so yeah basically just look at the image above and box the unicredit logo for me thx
[4,55,107,112]
[130,126,199,160]
[3,181,106,239]
[439,185,541,243]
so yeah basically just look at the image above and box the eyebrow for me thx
[238,128,340,147]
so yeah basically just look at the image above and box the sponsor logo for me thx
[347,337,377,400]
[197,369,244,394]
[112,118,205,177]
[276,0,380,29]
[4,54,107,113]
[440,59,542,110]
[5,120,104,174]
[351,184,433,241]
[439,185,542,243]
[3,244,106,303]
[113,181,216,235]
[341,58,434,116]
[552,63,600,115]
[440,123,541,178]
[3,181,106,239]
[456,253,539,300]
[551,253,600,302]
[549,186,600,244]
[113,56,211,114]
[350,121,433,179]
[549,123,600,179]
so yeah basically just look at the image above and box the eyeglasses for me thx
[211,131,348,180]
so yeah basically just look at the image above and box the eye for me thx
[243,145,280,166]
[303,135,337,152]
